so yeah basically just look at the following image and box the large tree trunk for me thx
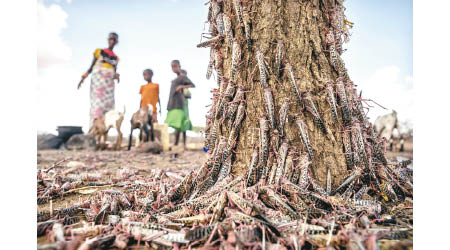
[160,0,412,246]
[201,0,352,189]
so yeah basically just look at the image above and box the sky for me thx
[37,0,413,135]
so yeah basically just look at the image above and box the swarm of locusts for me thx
[37,153,412,249]
[37,0,412,249]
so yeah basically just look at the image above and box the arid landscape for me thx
[37,135,412,249]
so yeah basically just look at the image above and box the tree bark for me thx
[201,0,368,191]
[161,1,411,246]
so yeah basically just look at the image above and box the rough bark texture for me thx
[203,0,349,188]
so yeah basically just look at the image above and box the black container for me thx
[57,126,83,142]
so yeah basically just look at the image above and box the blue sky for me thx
[37,0,413,135]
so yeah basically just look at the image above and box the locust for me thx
[206,2,212,22]
[226,86,244,124]
[354,185,368,200]
[310,176,328,197]
[206,48,214,80]
[219,154,232,181]
[326,82,339,123]
[223,14,233,48]
[278,98,289,136]
[190,175,217,199]
[227,191,261,215]
[264,152,275,182]
[274,141,289,186]
[169,171,194,202]
[207,1,219,36]
[126,222,189,244]
[283,152,295,179]
[37,210,51,222]
[340,179,355,200]
[350,128,361,166]
[259,115,270,177]
[332,168,361,195]
[172,214,212,225]
[215,79,236,119]
[268,157,278,185]
[231,39,241,82]
[233,99,246,130]
[373,141,388,166]
[232,0,244,30]
[295,117,314,162]
[263,87,276,129]
[211,0,220,18]
[214,50,224,89]
[342,129,354,169]
[336,57,350,81]
[349,199,382,214]
[303,92,327,134]
[327,168,332,195]
[297,153,311,188]
[215,13,225,35]
[210,192,228,223]
[326,29,339,68]
[256,49,269,89]
[211,137,228,180]
[260,187,299,220]
[196,36,223,48]
[352,123,369,168]
[379,181,398,202]
[243,10,252,50]
[284,62,302,104]
[247,146,260,187]
[275,39,284,78]
[336,79,351,126]
[224,208,281,237]
[185,224,218,242]
[271,129,280,152]
[289,165,300,185]
[220,141,234,180]
[208,21,218,37]
[352,90,366,123]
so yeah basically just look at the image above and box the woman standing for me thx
[165,60,195,149]
[78,32,120,127]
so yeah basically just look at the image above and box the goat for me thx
[88,106,125,150]
[128,104,154,150]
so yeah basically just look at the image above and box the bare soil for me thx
[37,135,412,249]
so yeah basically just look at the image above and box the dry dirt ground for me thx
[37,136,412,249]
[37,149,208,207]
[37,138,412,210]
[37,138,208,248]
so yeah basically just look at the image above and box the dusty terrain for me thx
[37,149,207,203]
[37,137,412,210]
[37,136,412,249]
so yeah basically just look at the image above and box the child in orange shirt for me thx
[139,69,161,123]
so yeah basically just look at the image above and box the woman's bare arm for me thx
[114,63,120,83]
[87,56,97,74]
[78,56,97,89]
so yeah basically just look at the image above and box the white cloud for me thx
[37,65,90,133]
[358,66,413,125]
[37,1,71,69]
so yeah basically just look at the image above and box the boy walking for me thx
[139,69,161,123]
